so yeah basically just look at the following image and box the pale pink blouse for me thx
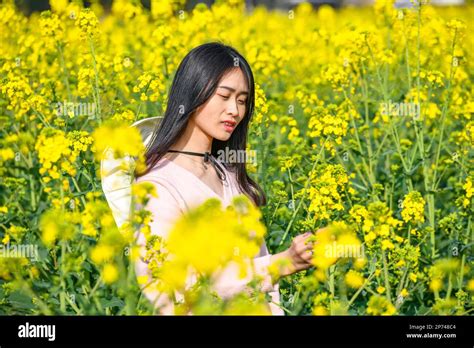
[134,157,284,315]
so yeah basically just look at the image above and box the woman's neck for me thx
[164,121,213,174]
[171,121,212,154]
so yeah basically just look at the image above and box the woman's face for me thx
[190,68,249,142]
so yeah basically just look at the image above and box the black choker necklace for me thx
[167,150,226,181]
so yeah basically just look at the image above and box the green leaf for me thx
[8,291,36,310]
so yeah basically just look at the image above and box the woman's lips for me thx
[222,121,236,133]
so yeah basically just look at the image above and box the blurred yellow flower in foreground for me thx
[93,122,146,175]
[311,221,363,272]
[147,195,266,294]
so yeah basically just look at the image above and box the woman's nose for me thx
[226,99,239,116]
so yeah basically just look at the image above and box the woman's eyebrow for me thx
[218,85,249,95]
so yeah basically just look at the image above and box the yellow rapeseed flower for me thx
[102,263,119,284]
[367,295,396,315]
[345,270,365,289]
[401,191,426,224]
[307,164,349,221]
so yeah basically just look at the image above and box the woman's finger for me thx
[296,241,313,255]
[302,249,313,263]
[293,232,311,244]
[302,236,315,247]
[293,233,304,242]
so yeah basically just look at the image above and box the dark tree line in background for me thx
[13,0,345,15]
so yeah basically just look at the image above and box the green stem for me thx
[328,265,335,315]
[381,249,392,303]
[57,42,71,100]
[348,271,375,307]
[71,176,87,208]
[287,168,296,213]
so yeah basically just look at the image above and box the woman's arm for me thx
[135,177,316,309]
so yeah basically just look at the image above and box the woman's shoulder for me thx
[136,158,177,183]
[135,158,183,196]
[135,159,187,211]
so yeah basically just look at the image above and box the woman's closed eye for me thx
[219,94,246,104]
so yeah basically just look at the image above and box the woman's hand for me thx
[270,231,321,281]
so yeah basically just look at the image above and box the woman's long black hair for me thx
[136,42,266,207]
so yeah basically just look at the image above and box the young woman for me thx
[134,42,316,315]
